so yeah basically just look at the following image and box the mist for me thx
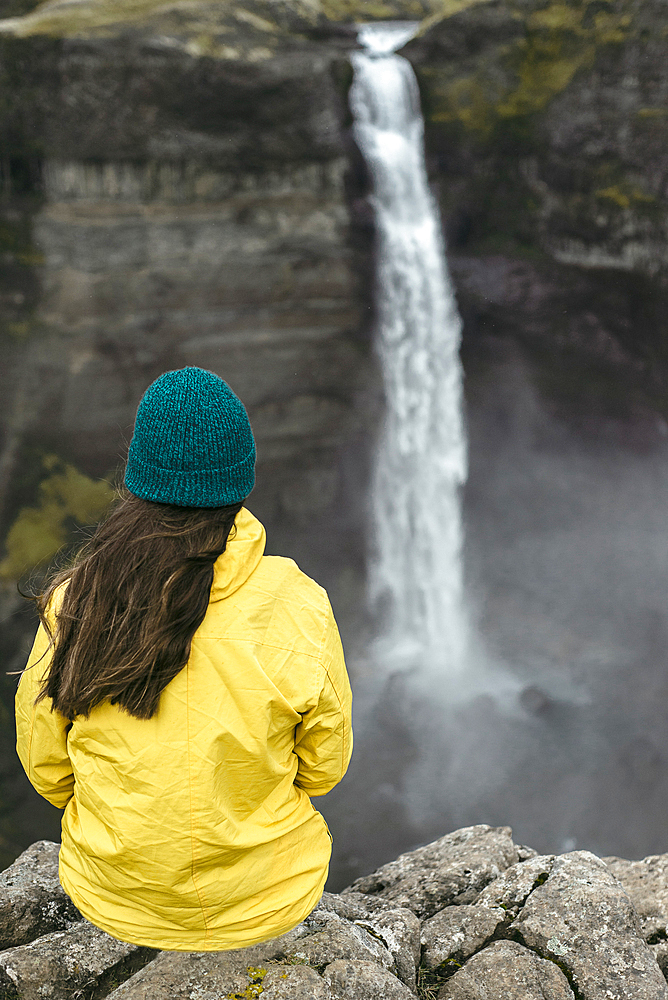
[321,339,668,888]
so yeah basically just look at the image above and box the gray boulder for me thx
[324,959,416,999]
[420,903,506,971]
[343,825,519,918]
[475,854,556,916]
[316,890,405,919]
[0,841,81,948]
[314,892,420,988]
[604,852,668,942]
[513,851,668,1000]
[283,908,394,970]
[354,908,420,989]
[6,829,668,1000]
[105,908,394,999]
[438,940,575,1000]
[261,965,332,999]
[104,951,255,1000]
[0,918,156,1000]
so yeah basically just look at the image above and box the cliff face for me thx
[2,0,666,584]
[0,3,371,576]
[405,0,668,423]
[0,0,381,861]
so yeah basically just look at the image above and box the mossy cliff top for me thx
[0,0,488,51]
[404,0,663,136]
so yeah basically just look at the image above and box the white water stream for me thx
[350,22,468,681]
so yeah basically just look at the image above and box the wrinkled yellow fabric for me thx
[15,507,353,951]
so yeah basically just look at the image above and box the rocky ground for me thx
[2,824,668,999]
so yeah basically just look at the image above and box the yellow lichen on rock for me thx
[227,967,268,1000]
[0,455,114,580]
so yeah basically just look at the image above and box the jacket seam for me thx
[317,599,348,782]
[315,592,330,706]
[186,661,210,938]
[324,664,347,782]
[27,698,36,788]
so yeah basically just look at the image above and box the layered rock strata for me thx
[3,824,668,1000]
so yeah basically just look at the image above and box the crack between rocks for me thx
[484,869,554,946]
[417,871,556,984]
[352,921,387,947]
[418,864,559,992]
[510,929,583,1000]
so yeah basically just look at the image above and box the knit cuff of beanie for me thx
[125,445,255,508]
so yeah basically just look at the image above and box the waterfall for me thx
[350,22,468,681]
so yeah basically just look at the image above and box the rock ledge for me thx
[2,825,668,999]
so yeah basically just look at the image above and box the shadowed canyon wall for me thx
[1,0,668,879]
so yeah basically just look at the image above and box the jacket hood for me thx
[209,506,266,602]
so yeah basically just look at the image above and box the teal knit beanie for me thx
[125,367,255,507]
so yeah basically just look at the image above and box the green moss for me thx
[637,107,668,119]
[595,183,655,208]
[0,216,42,264]
[4,0,462,36]
[320,0,421,19]
[0,454,114,580]
[0,0,190,36]
[416,0,491,35]
[427,0,633,134]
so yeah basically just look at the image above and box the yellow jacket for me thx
[15,508,352,951]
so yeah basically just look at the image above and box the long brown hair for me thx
[34,491,243,721]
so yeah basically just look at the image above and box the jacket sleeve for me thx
[294,602,353,797]
[15,621,74,810]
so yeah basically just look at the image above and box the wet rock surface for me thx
[3,828,668,999]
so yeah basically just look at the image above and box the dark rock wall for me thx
[0,6,378,866]
[405,0,668,421]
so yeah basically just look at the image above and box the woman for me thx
[15,366,352,952]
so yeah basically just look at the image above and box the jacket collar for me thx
[209,507,266,602]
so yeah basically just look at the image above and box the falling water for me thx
[350,23,468,680]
